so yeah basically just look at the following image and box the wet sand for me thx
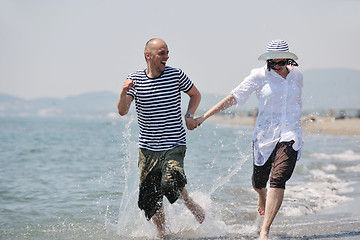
[204,115,360,136]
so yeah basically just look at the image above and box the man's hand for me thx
[117,79,134,116]
[185,117,198,130]
[122,79,134,93]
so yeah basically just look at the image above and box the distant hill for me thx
[0,91,119,118]
[302,68,360,110]
[0,91,233,118]
[1,68,359,118]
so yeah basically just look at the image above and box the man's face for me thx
[146,40,169,76]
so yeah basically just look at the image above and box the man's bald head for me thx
[144,38,167,60]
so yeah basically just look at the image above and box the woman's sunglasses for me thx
[268,60,288,68]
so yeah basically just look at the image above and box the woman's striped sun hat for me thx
[258,39,298,61]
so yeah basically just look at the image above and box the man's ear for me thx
[144,51,151,60]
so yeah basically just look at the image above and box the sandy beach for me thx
[301,117,360,135]
[204,115,360,136]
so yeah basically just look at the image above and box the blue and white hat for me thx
[258,39,298,61]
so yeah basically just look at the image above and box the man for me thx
[117,38,205,237]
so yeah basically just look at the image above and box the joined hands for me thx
[185,115,206,130]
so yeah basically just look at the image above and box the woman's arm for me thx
[195,94,237,125]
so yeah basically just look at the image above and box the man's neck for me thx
[146,68,162,79]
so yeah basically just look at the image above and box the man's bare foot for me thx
[152,206,166,238]
[180,188,205,223]
[189,201,205,224]
[155,226,165,239]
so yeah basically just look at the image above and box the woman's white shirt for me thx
[231,66,303,166]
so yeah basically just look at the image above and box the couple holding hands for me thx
[117,38,303,240]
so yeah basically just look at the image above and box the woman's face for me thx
[268,59,288,74]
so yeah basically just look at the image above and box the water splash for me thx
[109,123,256,238]
[116,120,135,225]
[209,152,249,197]
[104,118,155,238]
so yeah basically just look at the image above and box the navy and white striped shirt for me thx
[127,66,194,151]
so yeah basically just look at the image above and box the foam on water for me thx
[310,150,360,161]
[344,164,360,173]
[283,169,354,217]
[107,186,259,239]
[281,147,360,217]
[322,163,337,172]
[165,191,258,239]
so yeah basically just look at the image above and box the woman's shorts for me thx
[252,141,297,189]
[137,145,187,220]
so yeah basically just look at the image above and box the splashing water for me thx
[106,122,257,239]
[209,152,249,197]
[2,118,359,239]
[102,120,360,239]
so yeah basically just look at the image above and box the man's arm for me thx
[117,79,134,116]
[184,85,201,130]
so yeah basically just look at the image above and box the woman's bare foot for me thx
[255,187,267,216]
[258,232,269,240]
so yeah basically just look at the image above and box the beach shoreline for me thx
[203,115,360,136]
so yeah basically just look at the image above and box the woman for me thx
[195,40,303,240]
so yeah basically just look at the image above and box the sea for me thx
[1,116,360,240]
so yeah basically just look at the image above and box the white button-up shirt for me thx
[231,66,303,166]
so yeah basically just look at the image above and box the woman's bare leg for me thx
[254,187,267,216]
[259,188,284,240]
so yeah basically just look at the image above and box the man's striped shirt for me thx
[127,66,193,151]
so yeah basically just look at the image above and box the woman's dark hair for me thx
[266,59,299,71]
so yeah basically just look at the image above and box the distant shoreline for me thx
[302,117,360,135]
[203,115,360,136]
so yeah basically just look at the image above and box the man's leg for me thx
[180,187,205,224]
[259,188,284,240]
[152,205,166,237]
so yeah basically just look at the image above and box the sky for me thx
[1,0,360,100]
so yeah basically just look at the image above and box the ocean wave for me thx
[344,164,360,173]
[282,169,354,216]
[310,150,360,162]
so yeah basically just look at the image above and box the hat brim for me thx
[258,51,298,61]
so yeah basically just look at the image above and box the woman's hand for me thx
[194,115,205,127]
